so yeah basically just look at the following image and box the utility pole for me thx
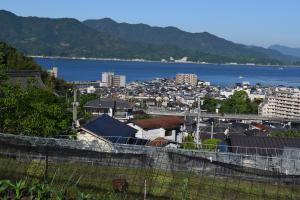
[210,121,214,139]
[72,88,79,128]
[195,97,201,147]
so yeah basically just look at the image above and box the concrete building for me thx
[101,72,126,87]
[260,89,300,118]
[112,75,126,87]
[101,72,114,87]
[176,73,198,86]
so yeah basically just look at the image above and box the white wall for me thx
[76,130,113,151]
[128,124,165,140]
[128,123,183,143]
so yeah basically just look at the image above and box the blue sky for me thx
[1,0,299,48]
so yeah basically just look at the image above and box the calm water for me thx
[36,58,300,87]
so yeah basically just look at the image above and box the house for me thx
[77,114,138,146]
[128,116,185,143]
[6,70,45,88]
[84,98,133,121]
[227,134,300,156]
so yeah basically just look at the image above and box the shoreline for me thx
[28,55,300,68]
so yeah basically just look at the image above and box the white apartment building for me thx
[176,73,198,86]
[112,75,126,87]
[101,72,126,87]
[260,88,300,118]
[101,72,114,87]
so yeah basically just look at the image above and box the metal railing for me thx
[1,132,300,199]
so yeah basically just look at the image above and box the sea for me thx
[35,58,300,88]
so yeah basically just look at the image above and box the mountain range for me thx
[269,45,300,58]
[0,10,299,65]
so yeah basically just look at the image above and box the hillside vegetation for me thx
[0,42,73,137]
[1,10,299,64]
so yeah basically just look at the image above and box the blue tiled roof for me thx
[82,114,137,144]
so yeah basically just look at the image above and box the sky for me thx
[1,0,300,48]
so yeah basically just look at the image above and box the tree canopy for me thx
[0,41,73,137]
[0,84,73,137]
[203,91,261,114]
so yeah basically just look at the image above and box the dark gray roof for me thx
[228,135,300,156]
[6,70,45,88]
[84,98,132,109]
[82,114,137,144]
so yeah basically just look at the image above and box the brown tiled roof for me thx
[147,137,170,147]
[133,116,184,130]
[251,122,268,132]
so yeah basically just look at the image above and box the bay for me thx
[35,58,300,87]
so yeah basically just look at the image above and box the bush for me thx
[202,138,221,151]
[182,135,197,150]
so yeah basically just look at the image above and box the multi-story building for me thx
[176,73,198,86]
[259,88,300,118]
[112,75,126,87]
[101,72,114,87]
[101,72,126,87]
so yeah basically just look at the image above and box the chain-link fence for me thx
[0,133,300,199]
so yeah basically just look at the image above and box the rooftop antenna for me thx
[72,88,79,128]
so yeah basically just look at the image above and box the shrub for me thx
[202,138,221,151]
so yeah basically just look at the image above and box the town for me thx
[71,71,300,150]
[1,1,300,198]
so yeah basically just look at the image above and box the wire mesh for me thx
[0,132,300,199]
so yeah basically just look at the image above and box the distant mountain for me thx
[269,45,300,58]
[0,10,193,60]
[0,10,298,64]
[84,18,299,64]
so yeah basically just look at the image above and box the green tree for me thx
[202,95,220,113]
[78,93,98,119]
[220,91,257,114]
[0,84,73,137]
[182,135,197,150]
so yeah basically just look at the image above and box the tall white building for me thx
[112,75,126,87]
[101,72,114,87]
[260,88,300,118]
[101,72,126,87]
[176,73,198,86]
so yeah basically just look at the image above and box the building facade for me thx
[101,72,114,87]
[260,89,300,118]
[84,98,133,121]
[176,73,198,86]
[101,72,126,87]
[112,75,126,87]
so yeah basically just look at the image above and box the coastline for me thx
[28,55,299,68]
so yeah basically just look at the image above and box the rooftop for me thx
[84,98,133,109]
[6,70,45,88]
[133,116,184,130]
[81,114,137,143]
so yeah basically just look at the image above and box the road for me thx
[146,108,300,122]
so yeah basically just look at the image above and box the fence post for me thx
[44,145,49,183]
[144,179,147,200]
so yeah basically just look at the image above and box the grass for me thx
[0,155,300,200]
